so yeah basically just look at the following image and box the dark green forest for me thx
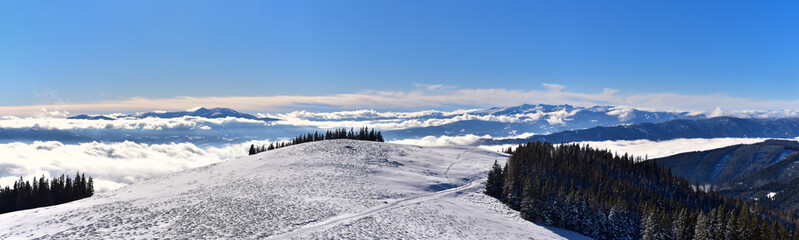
[486,142,799,240]
[0,172,94,214]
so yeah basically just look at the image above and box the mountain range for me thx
[483,117,799,145]
[385,104,705,139]
[68,107,279,121]
[3,104,797,147]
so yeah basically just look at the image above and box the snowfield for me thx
[0,140,589,239]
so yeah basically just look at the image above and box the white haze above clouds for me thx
[0,115,267,130]
[3,83,799,117]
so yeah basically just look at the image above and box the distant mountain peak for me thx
[67,107,278,121]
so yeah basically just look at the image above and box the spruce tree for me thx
[376,131,384,142]
[248,144,256,155]
[485,160,504,199]
[673,208,692,240]
[693,212,710,240]
[641,207,657,240]
[519,176,536,221]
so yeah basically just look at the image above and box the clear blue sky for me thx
[1,0,797,108]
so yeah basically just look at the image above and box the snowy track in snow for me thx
[269,179,476,239]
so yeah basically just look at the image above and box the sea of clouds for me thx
[0,140,273,192]
[0,134,792,193]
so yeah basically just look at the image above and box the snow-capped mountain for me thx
[0,140,588,239]
[0,104,702,146]
[483,117,799,146]
[67,107,278,121]
[385,104,704,139]
[8,104,798,146]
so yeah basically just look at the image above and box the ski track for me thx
[268,179,476,239]
[444,150,470,185]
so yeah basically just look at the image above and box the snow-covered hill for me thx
[0,140,589,239]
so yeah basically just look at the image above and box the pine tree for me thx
[673,208,692,240]
[725,210,738,240]
[519,176,536,221]
[485,160,504,199]
[248,144,256,155]
[376,131,384,142]
[693,211,710,240]
[641,207,657,240]
[710,208,726,240]
[87,177,94,197]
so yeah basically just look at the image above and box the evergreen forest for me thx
[486,142,799,240]
[0,172,94,214]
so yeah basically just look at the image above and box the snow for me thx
[767,192,779,199]
[774,149,798,164]
[0,140,589,239]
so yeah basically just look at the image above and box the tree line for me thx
[485,141,799,240]
[249,127,384,155]
[0,172,94,214]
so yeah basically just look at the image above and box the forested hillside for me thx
[654,140,799,187]
[0,173,94,214]
[655,140,799,218]
[486,142,798,239]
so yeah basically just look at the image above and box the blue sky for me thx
[1,1,798,114]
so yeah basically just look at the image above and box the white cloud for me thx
[267,112,546,130]
[546,109,580,125]
[569,138,786,160]
[390,134,489,146]
[706,107,799,119]
[3,83,799,117]
[473,138,793,162]
[0,140,275,192]
[0,116,265,130]
[606,106,636,122]
[542,83,566,92]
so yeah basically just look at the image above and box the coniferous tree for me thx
[485,160,504,199]
[673,208,693,240]
[248,144,256,155]
[641,207,657,240]
[693,211,710,240]
[725,210,738,240]
[376,131,384,142]
[0,172,94,214]
[519,176,536,221]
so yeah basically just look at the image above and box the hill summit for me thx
[0,140,587,239]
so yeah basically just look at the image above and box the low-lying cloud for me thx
[0,140,274,192]
[395,135,786,161]
[391,134,489,146]
[569,138,785,160]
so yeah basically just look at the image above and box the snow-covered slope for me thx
[0,140,589,239]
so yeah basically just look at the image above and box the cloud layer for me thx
[0,140,273,192]
[3,83,799,117]
[1,136,790,193]
[398,135,785,160]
